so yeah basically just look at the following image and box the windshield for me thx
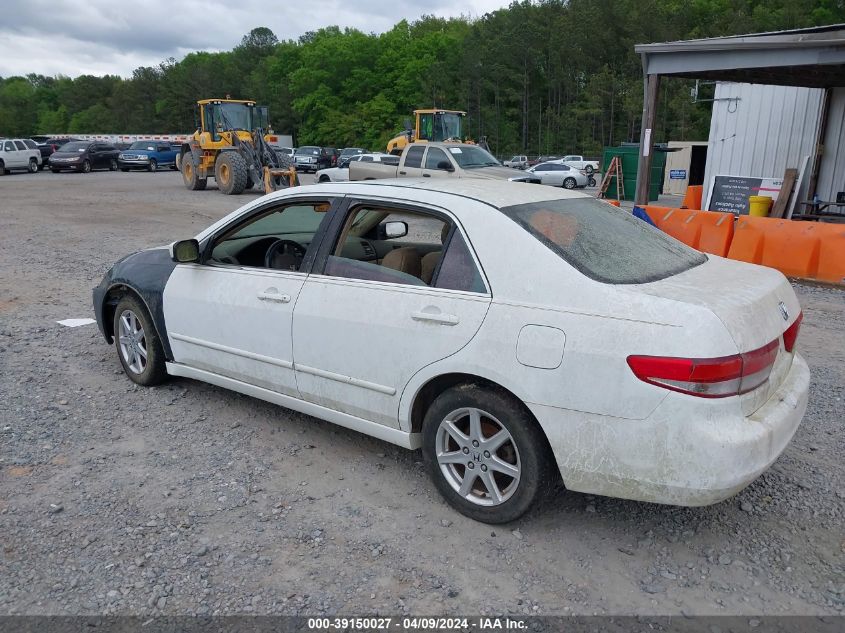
[446,145,499,168]
[60,142,89,152]
[214,103,253,131]
[501,198,707,284]
[434,113,463,141]
[129,141,156,150]
[296,146,320,155]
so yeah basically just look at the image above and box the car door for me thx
[291,199,491,428]
[421,146,456,179]
[10,140,26,168]
[163,197,339,397]
[399,145,425,177]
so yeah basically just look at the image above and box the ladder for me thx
[598,156,624,200]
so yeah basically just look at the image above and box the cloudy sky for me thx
[0,0,510,79]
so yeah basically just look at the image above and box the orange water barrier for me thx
[681,185,703,210]
[637,206,845,285]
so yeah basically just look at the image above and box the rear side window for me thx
[405,146,425,168]
[23,140,37,149]
[14,140,26,150]
[501,198,707,284]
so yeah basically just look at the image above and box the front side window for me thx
[208,201,332,271]
[425,147,449,170]
[322,206,485,293]
[4,141,14,151]
[501,198,707,284]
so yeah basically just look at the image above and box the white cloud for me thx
[0,0,509,78]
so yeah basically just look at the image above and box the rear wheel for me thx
[585,165,594,174]
[214,152,248,195]
[112,295,167,386]
[563,177,576,189]
[147,159,157,172]
[28,158,38,173]
[182,157,207,191]
[109,158,118,171]
[422,384,556,523]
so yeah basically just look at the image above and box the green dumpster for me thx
[600,145,665,202]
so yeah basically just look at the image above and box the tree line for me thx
[1,0,842,157]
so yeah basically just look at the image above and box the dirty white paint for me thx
[159,180,809,506]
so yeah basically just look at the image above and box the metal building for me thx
[634,25,845,216]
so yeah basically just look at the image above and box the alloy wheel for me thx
[435,407,521,506]
[117,309,147,375]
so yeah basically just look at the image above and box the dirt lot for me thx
[0,170,843,617]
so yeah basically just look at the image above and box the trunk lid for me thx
[635,256,800,414]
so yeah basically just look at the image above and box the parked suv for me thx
[294,146,332,173]
[49,141,120,173]
[118,141,179,171]
[0,138,41,174]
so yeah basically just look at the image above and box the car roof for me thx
[285,179,591,209]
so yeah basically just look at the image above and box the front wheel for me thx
[148,159,157,172]
[563,177,576,189]
[112,295,167,386]
[109,158,118,171]
[214,152,248,195]
[585,165,594,175]
[422,384,556,524]
[81,159,91,173]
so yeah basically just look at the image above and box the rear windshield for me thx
[297,147,320,155]
[500,198,707,284]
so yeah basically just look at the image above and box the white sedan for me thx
[316,153,399,183]
[93,180,809,523]
[511,161,589,188]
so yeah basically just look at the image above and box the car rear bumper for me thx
[529,352,810,506]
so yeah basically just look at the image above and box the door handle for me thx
[422,173,431,177]
[411,309,459,326]
[399,170,407,175]
[257,290,291,304]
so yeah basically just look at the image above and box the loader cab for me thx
[198,99,258,142]
[415,110,465,142]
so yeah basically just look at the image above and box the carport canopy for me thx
[632,24,845,205]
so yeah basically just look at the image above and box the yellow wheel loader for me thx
[386,109,490,155]
[179,99,298,195]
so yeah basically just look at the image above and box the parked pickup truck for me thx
[560,155,600,174]
[503,154,529,169]
[118,141,179,171]
[349,142,529,182]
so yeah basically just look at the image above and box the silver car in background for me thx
[510,161,589,189]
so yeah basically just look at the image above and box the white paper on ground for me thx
[57,318,96,327]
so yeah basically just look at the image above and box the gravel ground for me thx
[0,170,843,617]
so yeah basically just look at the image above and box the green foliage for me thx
[1,3,843,155]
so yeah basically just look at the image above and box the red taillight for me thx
[783,311,802,353]
[627,339,779,398]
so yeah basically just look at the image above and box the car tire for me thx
[318,175,330,183]
[563,177,576,189]
[0,160,5,175]
[109,158,118,171]
[81,159,91,173]
[51,168,60,174]
[421,384,556,524]
[112,295,167,387]
[120,168,130,172]
[181,158,207,191]
[585,165,594,175]
[28,158,38,173]
[147,159,157,172]
[214,152,247,195]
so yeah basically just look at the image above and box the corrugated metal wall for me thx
[817,87,845,202]
[703,82,824,208]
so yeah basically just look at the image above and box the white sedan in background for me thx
[316,153,399,182]
[93,180,808,523]
[511,160,589,189]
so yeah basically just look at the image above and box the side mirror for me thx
[381,221,408,239]
[436,160,454,172]
[170,239,200,263]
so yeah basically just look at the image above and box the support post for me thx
[635,74,661,206]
